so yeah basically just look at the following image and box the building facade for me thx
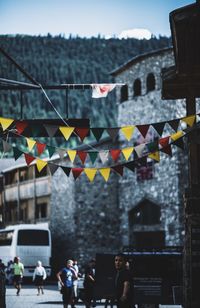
[0,48,188,272]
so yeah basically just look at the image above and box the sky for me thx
[0,0,194,39]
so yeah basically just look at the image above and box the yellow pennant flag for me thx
[36,159,47,172]
[121,147,134,161]
[181,115,196,127]
[121,126,135,141]
[148,151,160,162]
[171,130,184,141]
[0,117,14,131]
[84,168,97,182]
[26,138,36,151]
[99,168,111,182]
[59,127,75,140]
[67,150,77,163]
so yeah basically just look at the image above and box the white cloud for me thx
[118,28,152,40]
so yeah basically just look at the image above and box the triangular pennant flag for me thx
[91,128,104,141]
[152,122,165,136]
[0,117,14,131]
[181,115,196,127]
[36,142,46,155]
[106,128,119,141]
[77,151,87,164]
[48,163,59,175]
[168,119,180,132]
[59,126,74,140]
[67,150,77,163]
[121,147,134,161]
[24,153,35,165]
[13,147,23,160]
[111,165,124,176]
[147,139,159,153]
[31,125,41,137]
[44,124,58,137]
[136,124,150,138]
[36,159,47,172]
[160,145,172,156]
[120,126,135,141]
[26,138,36,151]
[2,140,12,153]
[57,149,66,160]
[46,145,55,158]
[173,138,185,150]
[75,127,89,141]
[171,131,184,141]
[72,168,83,180]
[91,84,116,98]
[99,151,109,164]
[110,149,121,162]
[16,121,28,134]
[148,151,160,162]
[134,144,146,158]
[88,152,98,164]
[99,168,111,182]
[61,166,71,177]
[84,168,97,182]
[159,136,170,148]
[124,161,135,172]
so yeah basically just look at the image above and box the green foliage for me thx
[0,35,171,127]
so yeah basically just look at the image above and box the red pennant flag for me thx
[74,128,89,141]
[111,165,124,176]
[77,151,87,164]
[159,136,170,148]
[110,149,121,162]
[161,145,172,156]
[16,121,28,134]
[36,142,46,155]
[24,153,35,165]
[72,168,83,180]
[137,125,150,138]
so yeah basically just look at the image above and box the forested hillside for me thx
[0,35,171,127]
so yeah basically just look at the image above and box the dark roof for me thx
[110,47,173,77]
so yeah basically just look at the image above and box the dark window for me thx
[17,229,49,246]
[129,199,161,225]
[120,84,128,102]
[146,73,155,92]
[0,230,14,246]
[133,79,141,96]
[134,231,165,248]
[36,203,47,219]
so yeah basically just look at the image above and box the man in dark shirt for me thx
[114,254,133,308]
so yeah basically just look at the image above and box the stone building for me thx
[0,47,189,272]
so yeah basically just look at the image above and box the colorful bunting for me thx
[137,125,150,138]
[67,150,77,163]
[106,128,119,141]
[46,145,55,158]
[160,145,172,156]
[13,147,23,160]
[99,168,111,182]
[173,138,185,150]
[88,152,98,164]
[152,122,165,136]
[168,119,180,132]
[124,161,135,172]
[74,127,89,141]
[121,147,134,161]
[24,153,35,165]
[111,165,124,176]
[134,144,146,158]
[110,149,121,162]
[181,115,196,127]
[77,151,87,164]
[57,149,66,160]
[36,142,46,155]
[171,131,184,141]
[44,124,58,137]
[59,126,74,140]
[26,138,36,151]
[120,126,135,141]
[72,168,83,180]
[0,117,14,131]
[61,166,71,177]
[148,151,160,162]
[36,159,47,172]
[91,128,104,141]
[16,121,28,134]
[48,163,59,175]
[99,151,109,164]
[159,136,170,148]
[84,168,97,182]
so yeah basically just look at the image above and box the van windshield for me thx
[0,230,14,246]
[17,230,49,246]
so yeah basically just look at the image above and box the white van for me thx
[0,224,51,277]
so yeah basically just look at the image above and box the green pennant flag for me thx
[147,139,159,153]
[91,128,104,141]
[47,145,55,158]
[88,151,98,164]
[13,147,23,160]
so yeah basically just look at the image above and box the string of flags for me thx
[0,113,198,142]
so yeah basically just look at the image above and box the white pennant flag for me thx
[91,84,116,98]
[99,150,109,164]
[134,144,146,158]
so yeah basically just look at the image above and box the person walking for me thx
[84,258,96,308]
[33,260,47,295]
[57,259,78,308]
[114,253,134,308]
[13,256,24,296]
[72,259,79,305]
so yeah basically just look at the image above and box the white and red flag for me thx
[91,84,116,98]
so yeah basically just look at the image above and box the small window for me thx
[129,199,161,225]
[146,73,155,92]
[120,84,128,102]
[133,79,141,97]
[36,203,47,219]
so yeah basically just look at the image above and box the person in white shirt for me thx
[33,260,47,295]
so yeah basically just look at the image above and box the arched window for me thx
[133,79,141,97]
[120,84,128,103]
[146,73,155,92]
[129,199,161,225]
